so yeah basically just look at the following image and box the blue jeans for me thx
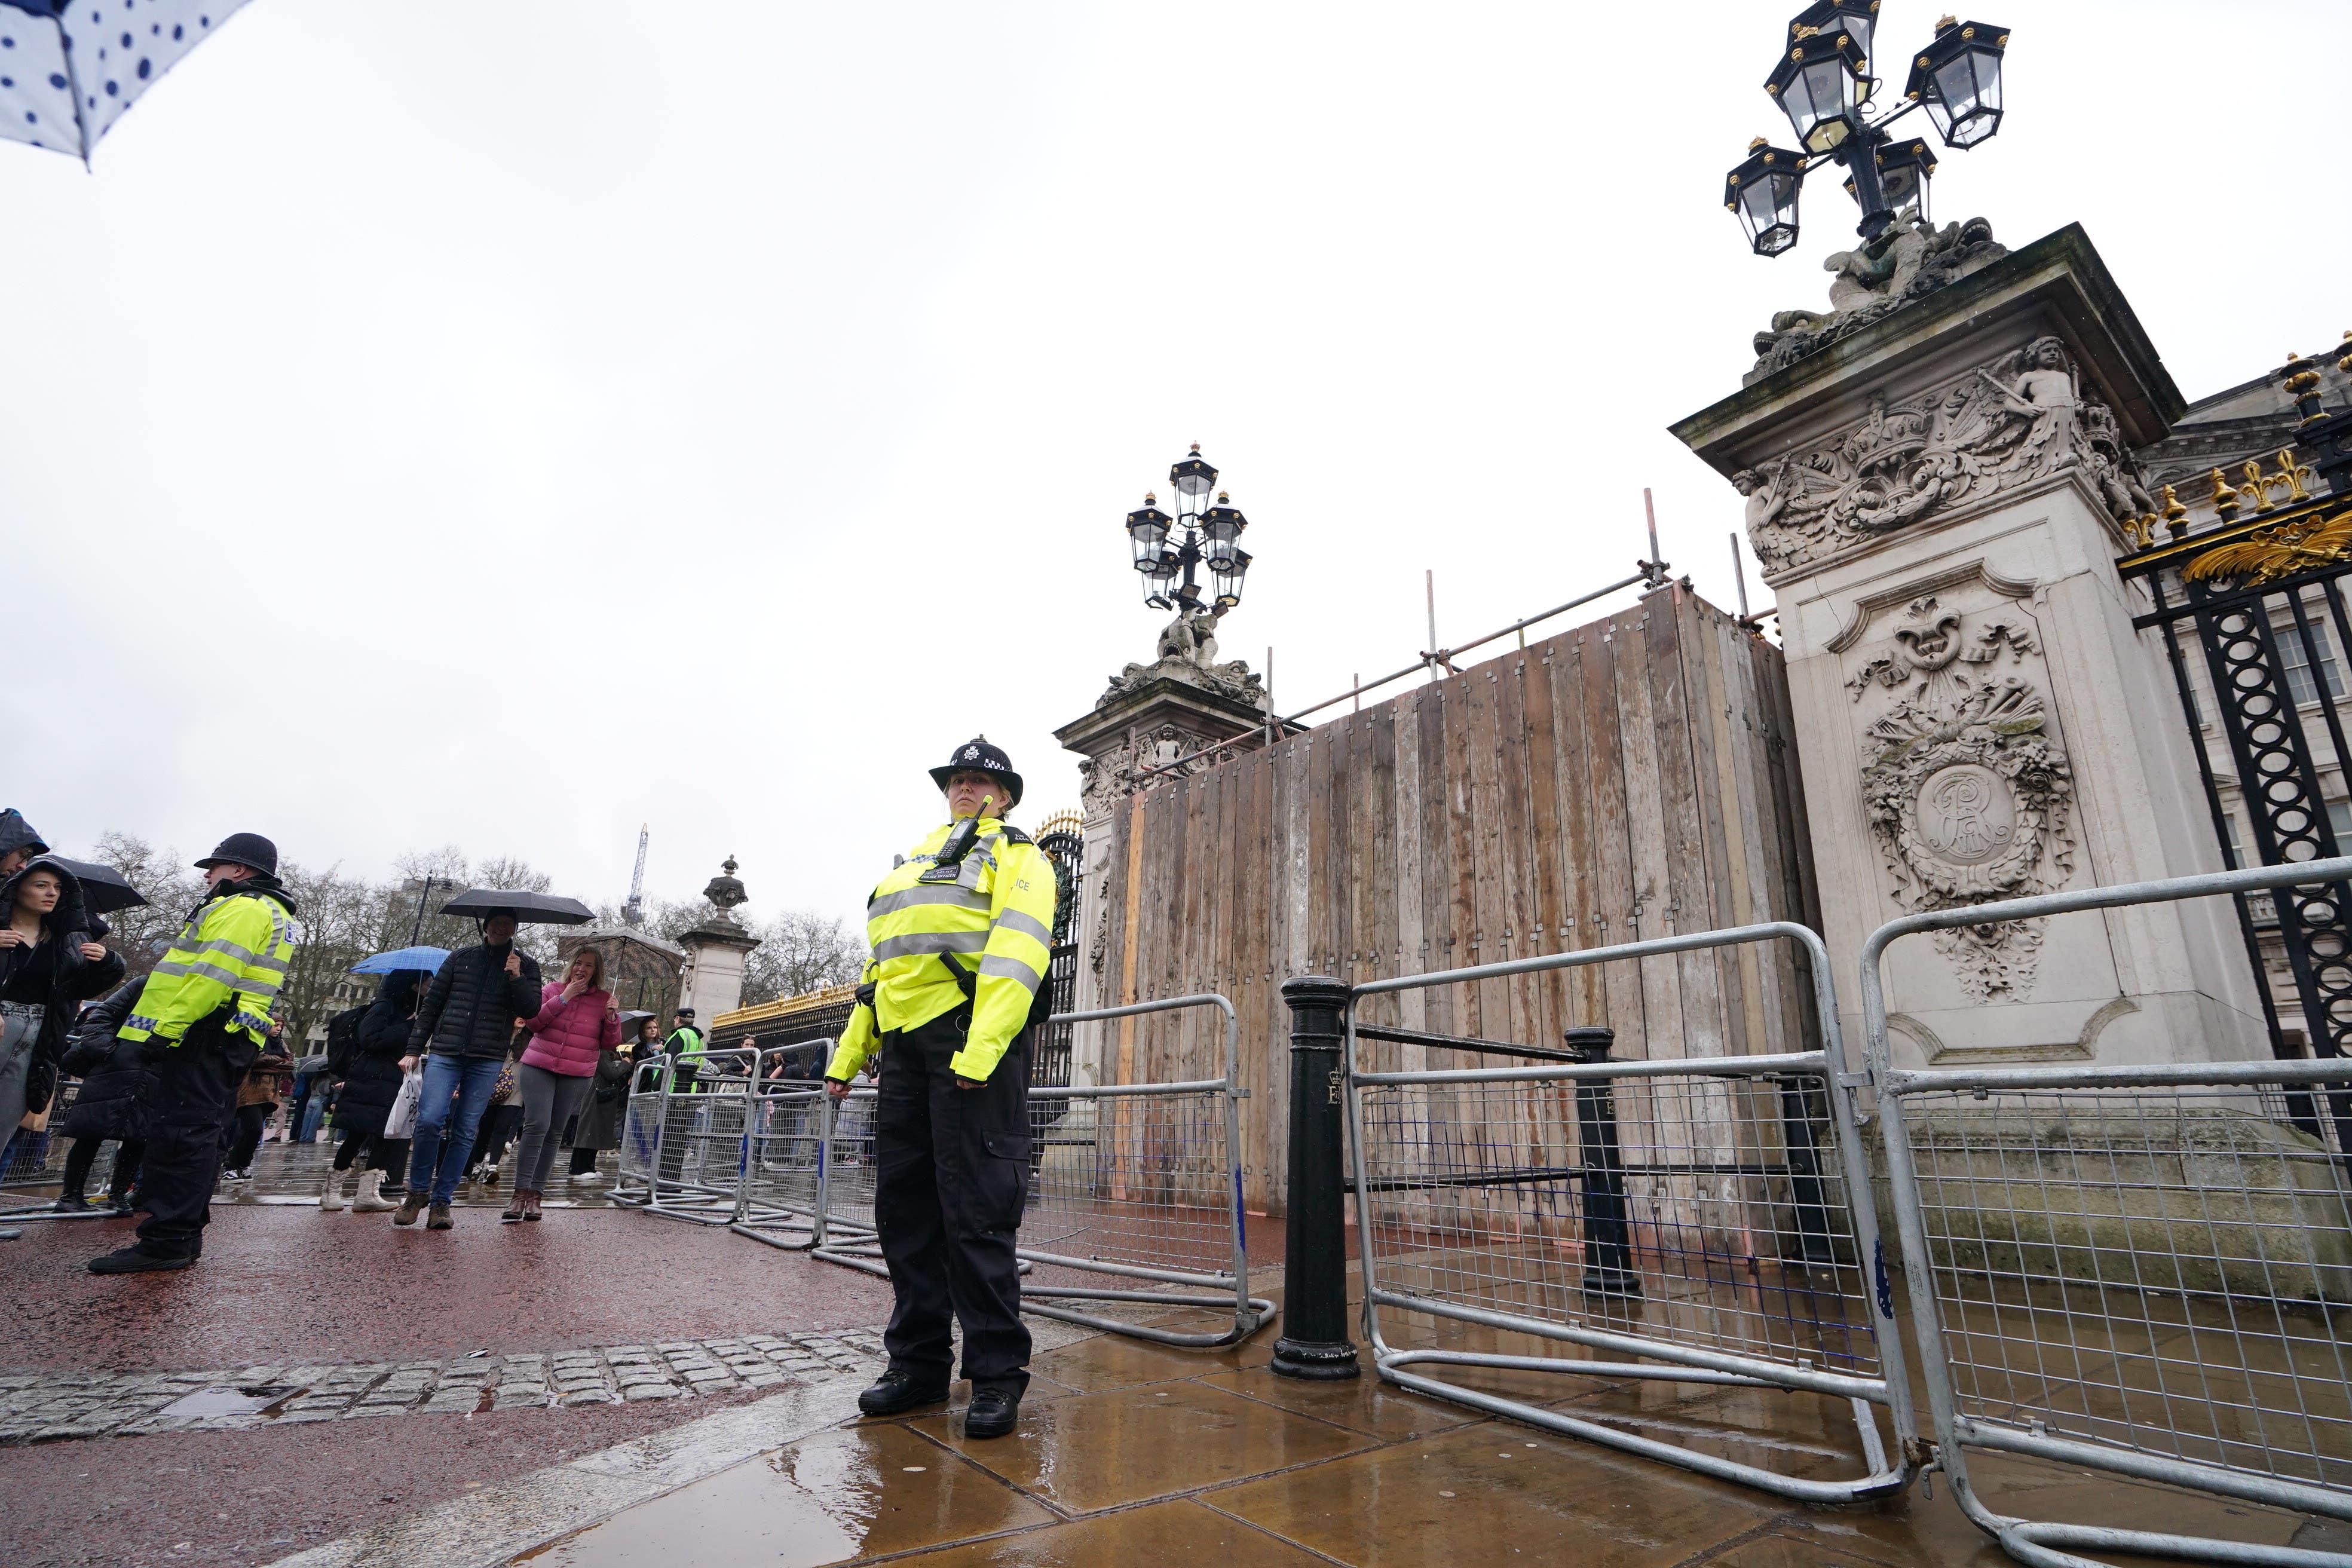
[406,1055,505,1206]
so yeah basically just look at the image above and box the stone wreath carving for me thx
[1855,596,2075,1001]
[1747,215,2008,385]
[1735,336,2157,575]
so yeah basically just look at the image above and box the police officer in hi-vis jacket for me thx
[826,739,1057,1439]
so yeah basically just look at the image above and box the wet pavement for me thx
[525,1304,2352,1568]
[10,1137,2352,1567]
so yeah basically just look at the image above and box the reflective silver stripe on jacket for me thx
[153,958,247,991]
[990,908,1054,947]
[189,935,266,966]
[869,885,993,918]
[978,954,1045,992]
[874,930,990,961]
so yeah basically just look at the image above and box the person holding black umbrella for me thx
[394,907,543,1230]
[1,858,125,1179]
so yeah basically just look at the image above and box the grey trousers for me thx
[513,1064,594,1195]
[0,1002,42,1168]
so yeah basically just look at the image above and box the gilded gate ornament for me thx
[2181,507,2352,588]
[1853,596,2075,1000]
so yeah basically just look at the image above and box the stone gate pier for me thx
[1674,220,2271,1069]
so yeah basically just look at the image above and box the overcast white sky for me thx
[4,1,2347,930]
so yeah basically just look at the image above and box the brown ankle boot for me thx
[426,1203,454,1230]
[392,1195,426,1227]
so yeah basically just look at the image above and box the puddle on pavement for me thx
[158,1384,304,1419]
[530,1423,1051,1567]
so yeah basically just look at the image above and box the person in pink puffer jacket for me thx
[505,948,621,1221]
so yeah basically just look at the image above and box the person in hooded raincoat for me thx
[0,856,125,1163]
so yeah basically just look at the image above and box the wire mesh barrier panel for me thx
[1867,858,2352,1568]
[611,1061,666,1206]
[810,996,1275,1349]
[642,1049,759,1226]
[1345,923,1919,1505]
[2,1077,74,1188]
[730,1042,837,1250]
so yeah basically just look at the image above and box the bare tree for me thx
[741,909,865,1006]
[272,862,393,1045]
[87,831,204,984]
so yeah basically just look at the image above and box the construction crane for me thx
[622,825,649,927]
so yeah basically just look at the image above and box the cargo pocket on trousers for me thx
[979,1129,1030,1165]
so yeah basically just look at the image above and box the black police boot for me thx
[53,1192,92,1213]
[857,1369,949,1417]
[88,1242,196,1275]
[964,1388,1020,1440]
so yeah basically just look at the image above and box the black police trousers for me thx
[872,1012,1031,1397]
[135,1017,255,1254]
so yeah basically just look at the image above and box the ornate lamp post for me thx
[1125,444,1252,614]
[1725,6,2010,258]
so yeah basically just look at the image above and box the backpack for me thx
[324,1006,368,1077]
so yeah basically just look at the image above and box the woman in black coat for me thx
[54,979,151,1211]
[321,969,425,1213]
[0,858,125,1167]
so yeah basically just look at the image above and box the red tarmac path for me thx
[2,1203,896,1567]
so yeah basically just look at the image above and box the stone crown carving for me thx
[1735,336,2157,575]
[1747,215,2008,385]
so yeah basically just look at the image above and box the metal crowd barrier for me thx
[810,994,1276,1349]
[1864,857,2352,1568]
[1342,921,1920,1505]
[634,1048,761,1226]
[730,1039,838,1250]
[611,1056,665,1206]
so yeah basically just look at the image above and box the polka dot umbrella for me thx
[0,0,251,166]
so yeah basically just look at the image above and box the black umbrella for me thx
[439,889,595,926]
[48,858,148,915]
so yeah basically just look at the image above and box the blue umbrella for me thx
[352,945,449,975]
[0,1,252,166]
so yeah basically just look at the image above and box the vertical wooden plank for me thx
[1578,624,1643,1055]
[1493,648,1541,1053]
[1419,684,1458,1046]
[1363,705,1401,1052]
[1441,672,1483,1043]
[1611,605,1683,1062]
[1660,592,1738,1061]
[1523,633,1572,1050]
[1394,693,1429,1064]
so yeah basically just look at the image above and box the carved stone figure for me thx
[1852,599,2074,1001]
[1739,338,2160,574]
[1748,216,2008,385]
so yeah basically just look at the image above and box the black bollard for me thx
[1567,1026,1643,1300]
[1272,975,1361,1380]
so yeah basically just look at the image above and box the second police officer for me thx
[826,739,1058,1440]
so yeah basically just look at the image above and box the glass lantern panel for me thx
[1798,59,1853,152]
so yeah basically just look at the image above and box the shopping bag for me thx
[382,1066,425,1140]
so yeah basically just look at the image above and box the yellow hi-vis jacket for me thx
[117,886,299,1049]
[825,817,1057,1085]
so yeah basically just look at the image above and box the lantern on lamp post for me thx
[1726,5,2008,253]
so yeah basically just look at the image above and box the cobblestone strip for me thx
[0,1329,883,1446]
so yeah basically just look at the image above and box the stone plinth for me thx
[677,858,761,1024]
[1055,654,1280,1086]
[1673,224,2268,1068]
